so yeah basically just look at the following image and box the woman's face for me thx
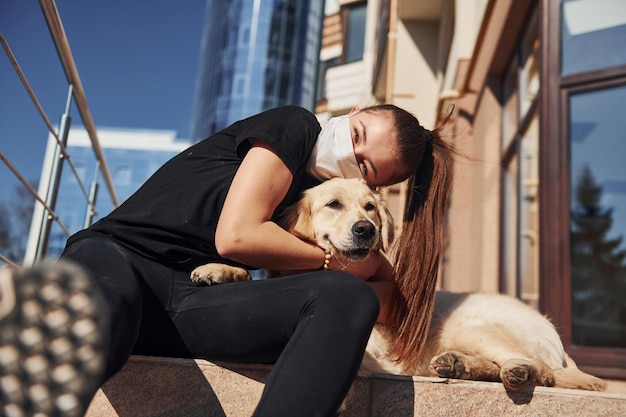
[349,109,404,187]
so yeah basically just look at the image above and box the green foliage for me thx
[570,165,626,347]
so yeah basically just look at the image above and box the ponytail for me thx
[363,104,456,370]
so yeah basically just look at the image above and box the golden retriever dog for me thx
[190,177,394,284]
[191,178,606,392]
[362,291,607,391]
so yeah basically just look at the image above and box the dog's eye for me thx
[364,202,376,211]
[327,199,342,209]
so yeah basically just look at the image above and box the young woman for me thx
[0,104,454,417]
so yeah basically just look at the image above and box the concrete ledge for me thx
[86,355,626,417]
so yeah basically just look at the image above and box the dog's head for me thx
[279,178,394,262]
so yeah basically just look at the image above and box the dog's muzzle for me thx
[352,220,375,241]
[350,220,377,251]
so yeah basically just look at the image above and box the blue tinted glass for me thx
[45,143,185,260]
[569,83,626,348]
[346,4,367,63]
[561,0,626,75]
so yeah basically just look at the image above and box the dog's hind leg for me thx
[430,352,557,391]
[430,351,501,382]
[436,322,556,389]
[551,354,606,391]
[500,358,555,390]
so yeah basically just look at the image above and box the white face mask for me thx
[307,115,363,181]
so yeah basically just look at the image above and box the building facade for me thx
[190,0,324,140]
[25,128,191,263]
[318,0,626,378]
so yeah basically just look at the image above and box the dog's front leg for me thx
[191,263,251,286]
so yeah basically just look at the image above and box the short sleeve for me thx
[229,106,321,175]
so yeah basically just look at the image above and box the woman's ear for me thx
[349,106,360,116]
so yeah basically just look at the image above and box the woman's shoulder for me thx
[234,106,321,138]
[259,105,318,123]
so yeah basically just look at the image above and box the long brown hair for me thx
[363,104,456,369]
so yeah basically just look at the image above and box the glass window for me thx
[68,161,87,184]
[502,56,519,150]
[240,27,250,45]
[501,114,540,306]
[114,165,132,187]
[234,75,246,96]
[569,83,626,348]
[345,3,366,63]
[316,57,339,102]
[520,11,539,117]
[279,71,290,100]
[519,115,540,308]
[502,152,519,297]
[500,8,540,305]
[561,0,626,76]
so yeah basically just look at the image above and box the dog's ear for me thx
[278,194,316,242]
[375,194,395,252]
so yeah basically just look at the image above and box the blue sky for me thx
[0,0,206,203]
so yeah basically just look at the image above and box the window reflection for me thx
[569,83,626,348]
[561,0,626,75]
[344,3,366,63]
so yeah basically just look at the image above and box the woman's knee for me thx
[309,271,380,323]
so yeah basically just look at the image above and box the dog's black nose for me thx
[352,221,375,241]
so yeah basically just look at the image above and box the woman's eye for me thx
[360,162,368,176]
[354,129,359,143]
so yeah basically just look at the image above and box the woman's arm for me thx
[216,139,329,271]
[217,137,386,297]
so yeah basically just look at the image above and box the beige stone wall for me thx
[442,86,502,293]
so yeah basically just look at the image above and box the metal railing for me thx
[0,0,118,267]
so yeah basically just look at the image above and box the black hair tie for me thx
[424,129,433,142]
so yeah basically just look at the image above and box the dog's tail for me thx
[552,354,607,391]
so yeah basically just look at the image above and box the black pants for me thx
[60,236,379,417]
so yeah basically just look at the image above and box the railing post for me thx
[83,160,100,229]
[33,85,73,263]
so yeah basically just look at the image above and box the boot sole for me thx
[0,262,108,417]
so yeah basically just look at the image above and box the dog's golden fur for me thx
[363,291,606,391]
[277,177,394,264]
[190,177,393,284]
[191,178,606,391]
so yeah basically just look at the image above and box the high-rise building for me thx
[190,0,324,141]
[24,128,191,263]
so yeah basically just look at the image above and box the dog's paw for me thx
[430,351,469,379]
[190,263,251,286]
[500,358,554,390]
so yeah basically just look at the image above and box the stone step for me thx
[86,355,626,417]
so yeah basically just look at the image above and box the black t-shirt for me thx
[67,105,321,271]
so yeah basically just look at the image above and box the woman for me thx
[0,104,454,417]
